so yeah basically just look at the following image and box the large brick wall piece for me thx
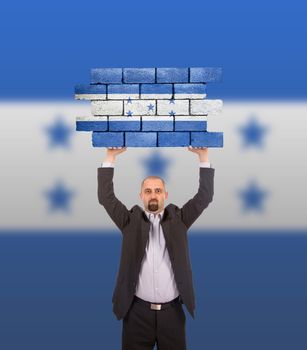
[75,67,223,147]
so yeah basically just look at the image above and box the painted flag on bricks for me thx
[75,67,223,148]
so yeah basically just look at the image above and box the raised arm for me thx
[97,147,130,231]
[179,147,215,229]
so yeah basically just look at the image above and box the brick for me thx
[158,132,190,147]
[124,99,156,116]
[174,83,206,99]
[190,132,223,147]
[109,116,141,131]
[107,84,139,100]
[190,99,223,115]
[156,68,188,83]
[142,117,173,131]
[140,84,173,99]
[92,132,124,147]
[123,68,155,83]
[125,132,157,147]
[189,67,222,83]
[174,116,207,131]
[74,84,107,100]
[76,117,108,131]
[157,99,189,116]
[91,100,123,116]
[91,68,122,84]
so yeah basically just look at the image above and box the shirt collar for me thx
[144,208,165,221]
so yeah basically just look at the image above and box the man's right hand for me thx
[104,147,127,163]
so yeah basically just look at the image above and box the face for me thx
[139,178,168,213]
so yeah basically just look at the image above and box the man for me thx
[97,146,215,350]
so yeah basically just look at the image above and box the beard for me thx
[148,200,159,212]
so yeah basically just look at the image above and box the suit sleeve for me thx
[180,167,215,229]
[97,167,130,232]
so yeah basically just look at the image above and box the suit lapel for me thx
[141,211,150,253]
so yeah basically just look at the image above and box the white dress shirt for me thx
[100,160,211,302]
[135,208,180,302]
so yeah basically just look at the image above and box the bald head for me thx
[141,175,166,191]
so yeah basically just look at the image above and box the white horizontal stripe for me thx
[141,93,172,99]
[76,116,107,121]
[108,116,140,121]
[108,93,139,100]
[75,94,106,100]
[174,116,207,121]
[174,93,207,99]
[1,101,307,231]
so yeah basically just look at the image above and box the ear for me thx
[165,191,168,199]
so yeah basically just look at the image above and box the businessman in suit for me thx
[97,146,215,350]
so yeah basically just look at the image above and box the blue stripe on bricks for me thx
[190,132,224,147]
[140,84,173,95]
[92,132,124,147]
[156,68,189,83]
[142,118,174,131]
[174,120,207,131]
[123,68,155,83]
[189,67,222,83]
[91,68,123,84]
[75,84,106,94]
[174,83,206,95]
[158,132,190,147]
[109,119,141,131]
[107,84,139,95]
[125,132,157,147]
[76,120,108,131]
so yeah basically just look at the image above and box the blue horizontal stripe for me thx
[125,132,157,146]
[0,1,306,99]
[108,84,139,95]
[190,67,222,83]
[91,68,122,84]
[76,120,107,131]
[142,120,173,131]
[92,132,124,147]
[158,131,190,146]
[123,68,155,83]
[191,132,223,147]
[157,68,189,83]
[0,232,306,350]
[175,120,207,131]
[140,84,173,95]
[75,84,106,94]
[174,83,206,95]
[109,120,140,131]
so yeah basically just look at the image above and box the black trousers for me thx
[122,296,187,350]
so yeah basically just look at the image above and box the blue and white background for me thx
[1,1,307,349]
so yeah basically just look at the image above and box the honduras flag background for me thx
[1,1,307,349]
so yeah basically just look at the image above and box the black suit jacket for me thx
[97,166,215,320]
